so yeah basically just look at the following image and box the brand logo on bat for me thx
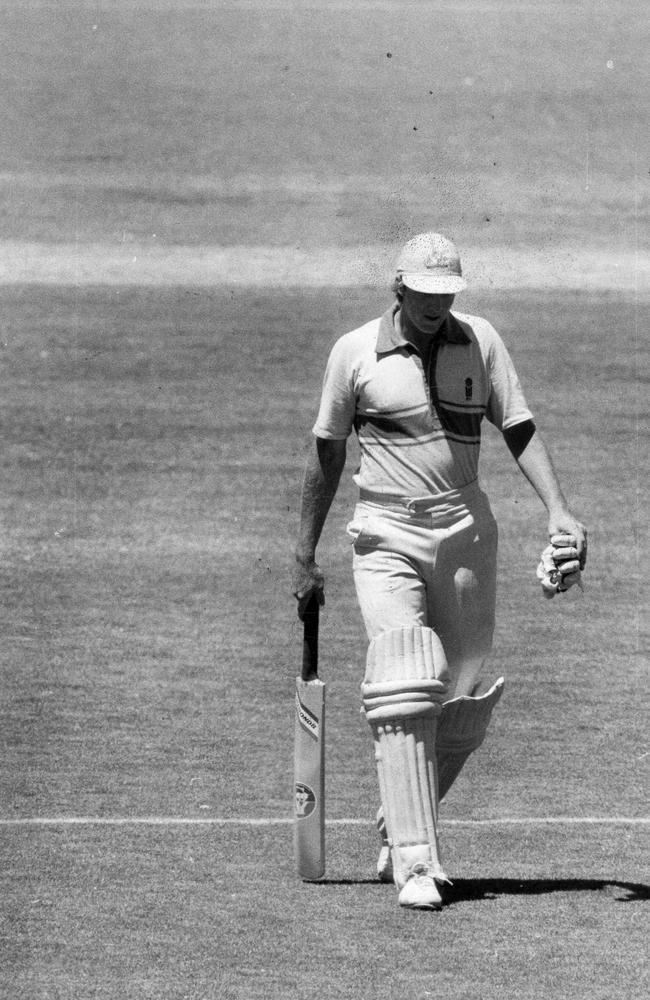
[295,692,320,741]
[295,782,316,818]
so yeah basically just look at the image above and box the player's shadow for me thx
[443,877,649,905]
[320,877,649,903]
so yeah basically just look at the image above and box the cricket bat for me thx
[293,594,325,880]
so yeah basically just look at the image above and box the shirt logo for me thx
[465,377,473,400]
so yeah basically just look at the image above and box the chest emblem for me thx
[465,377,473,400]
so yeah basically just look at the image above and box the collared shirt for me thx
[312,305,533,497]
[375,304,471,353]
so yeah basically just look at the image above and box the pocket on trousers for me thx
[346,514,382,550]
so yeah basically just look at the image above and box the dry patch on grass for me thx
[0,241,647,289]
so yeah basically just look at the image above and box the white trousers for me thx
[347,482,498,698]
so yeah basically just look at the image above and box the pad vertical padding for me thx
[362,627,450,888]
[365,625,450,687]
[436,677,504,801]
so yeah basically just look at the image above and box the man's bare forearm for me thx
[514,430,569,516]
[513,430,587,564]
[295,437,347,562]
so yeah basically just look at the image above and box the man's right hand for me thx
[292,556,325,620]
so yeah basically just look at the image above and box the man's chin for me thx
[421,319,445,335]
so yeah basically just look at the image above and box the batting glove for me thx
[536,534,583,599]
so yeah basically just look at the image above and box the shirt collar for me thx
[376,304,470,354]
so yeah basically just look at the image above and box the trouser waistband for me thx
[359,480,481,514]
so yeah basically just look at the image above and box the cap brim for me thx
[401,273,467,294]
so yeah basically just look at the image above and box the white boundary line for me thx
[1,816,648,827]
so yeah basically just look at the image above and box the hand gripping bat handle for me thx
[301,594,320,682]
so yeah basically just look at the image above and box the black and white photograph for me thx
[1,1,647,997]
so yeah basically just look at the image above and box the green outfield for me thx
[1,285,647,998]
[0,2,648,998]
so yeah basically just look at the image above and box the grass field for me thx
[0,2,648,998]
[2,0,646,250]
[1,285,647,998]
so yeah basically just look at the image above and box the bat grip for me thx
[301,594,320,681]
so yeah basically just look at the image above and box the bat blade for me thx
[294,677,325,879]
[293,596,325,880]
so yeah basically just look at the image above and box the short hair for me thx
[391,275,405,302]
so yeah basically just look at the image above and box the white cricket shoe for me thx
[397,863,444,910]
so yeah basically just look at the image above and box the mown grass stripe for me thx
[1,816,648,826]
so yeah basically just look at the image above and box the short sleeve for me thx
[484,327,534,431]
[312,335,357,440]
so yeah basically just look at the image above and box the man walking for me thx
[292,233,587,909]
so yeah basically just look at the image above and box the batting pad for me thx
[362,626,450,889]
[436,677,505,801]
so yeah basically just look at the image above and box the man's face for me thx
[401,288,455,337]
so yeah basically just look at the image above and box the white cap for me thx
[396,233,467,293]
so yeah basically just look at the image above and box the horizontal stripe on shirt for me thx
[356,403,483,447]
[312,307,534,496]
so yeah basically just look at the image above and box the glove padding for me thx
[536,534,583,599]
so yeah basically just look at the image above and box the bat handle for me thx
[301,594,320,682]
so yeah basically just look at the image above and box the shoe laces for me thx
[403,861,452,886]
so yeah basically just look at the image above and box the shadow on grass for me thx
[444,878,650,905]
[318,877,649,903]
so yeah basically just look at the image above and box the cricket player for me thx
[292,233,587,909]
